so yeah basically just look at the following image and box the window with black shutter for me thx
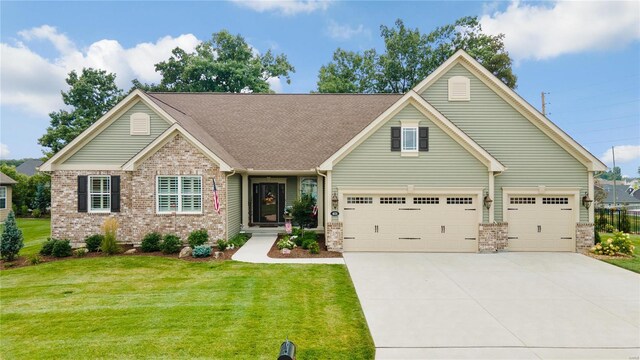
[111,176,121,212]
[419,127,429,151]
[390,127,401,151]
[78,176,88,212]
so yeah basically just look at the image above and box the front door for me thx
[252,183,285,224]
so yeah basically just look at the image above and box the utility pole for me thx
[541,92,550,116]
[612,146,617,207]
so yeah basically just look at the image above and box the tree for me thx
[0,211,24,261]
[291,194,316,229]
[599,167,622,181]
[594,178,607,206]
[0,165,50,216]
[135,30,295,93]
[38,68,125,157]
[31,183,50,213]
[317,17,517,93]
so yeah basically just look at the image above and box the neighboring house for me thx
[16,159,44,176]
[600,184,640,208]
[0,172,17,222]
[39,50,607,252]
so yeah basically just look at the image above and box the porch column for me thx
[242,173,249,228]
[488,171,495,223]
[325,170,332,224]
[317,174,324,229]
[588,171,594,223]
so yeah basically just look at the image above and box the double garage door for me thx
[342,194,480,252]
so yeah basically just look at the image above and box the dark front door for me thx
[252,183,285,224]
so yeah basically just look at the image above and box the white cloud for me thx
[1,25,200,116]
[601,145,640,165]
[326,20,369,41]
[0,144,10,159]
[229,0,331,16]
[266,77,282,92]
[480,1,640,61]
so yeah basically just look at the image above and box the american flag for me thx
[212,178,221,214]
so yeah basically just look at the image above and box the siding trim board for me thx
[414,50,606,171]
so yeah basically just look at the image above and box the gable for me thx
[61,101,171,165]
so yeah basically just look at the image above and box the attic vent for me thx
[130,113,150,136]
[448,76,470,101]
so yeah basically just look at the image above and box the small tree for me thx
[1,211,24,261]
[619,207,631,233]
[31,183,49,214]
[291,194,316,229]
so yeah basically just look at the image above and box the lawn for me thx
[1,256,373,359]
[0,217,51,257]
[598,232,640,274]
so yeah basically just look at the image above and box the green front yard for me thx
[598,232,640,274]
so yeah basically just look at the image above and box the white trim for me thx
[247,169,317,175]
[50,164,123,171]
[401,126,418,153]
[241,173,249,229]
[88,175,111,213]
[488,171,495,223]
[0,186,6,209]
[155,175,203,215]
[39,90,176,172]
[122,125,232,172]
[413,50,606,171]
[318,92,505,172]
[588,172,594,223]
[326,170,333,223]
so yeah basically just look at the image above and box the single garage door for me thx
[342,194,480,252]
[506,195,575,251]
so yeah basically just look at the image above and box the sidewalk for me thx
[231,233,345,264]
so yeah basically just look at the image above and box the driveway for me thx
[344,252,640,359]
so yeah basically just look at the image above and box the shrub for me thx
[228,233,250,248]
[20,205,28,216]
[591,231,635,256]
[188,229,209,248]
[101,217,121,255]
[84,234,104,252]
[277,236,296,250]
[31,209,42,218]
[141,232,162,252]
[308,241,320,254]
[51,240,72,258]
[594,231,601,244]
[291,194,317,229]
[216,239,228,251]
[619,208,631,233]
[604,224,616,233]
[0,211,23,261]
[302,238,317,250]
[291,235,303,247]
[302,231,318,241]
[40,238,57,256]
[595,212,608,230]
[161,234,182,254]
[28,254,42,265]
[192,245,212,258]
[291,227,303,237]
[74,248,88,257]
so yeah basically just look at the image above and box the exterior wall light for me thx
[582,193,593,209]
[483,193,493,209]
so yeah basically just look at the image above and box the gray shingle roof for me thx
[146,93,402,170]
[602,184,640,204]
[16,159,43,176]
[0,172,17,185]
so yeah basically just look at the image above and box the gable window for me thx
[401,127,418,152]
[130,112,151,136]
[89,176,111,213]
[0,186,6,209]
[448,76,471,101]
[157,176,202,214]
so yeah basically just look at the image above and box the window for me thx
[0,186,6,209]
[510,197,536,204]
[347,196,373,204]
[89,176,111,213]
[542,197,568,205]
[446,197,473,204]
[130,112,150,135]
[157,176,202,213]
[414,197,439,204]
[300,177,318,201]
[380,197,406,204]
[401,127,418,152]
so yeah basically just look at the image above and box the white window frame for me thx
[88,175,111,213]
[401,126,418,153]
[0,186,6,209]
[156,175,203,214]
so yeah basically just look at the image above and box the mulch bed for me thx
[582,250,634,261]
[268,234,342,259]
[0,245,239,270]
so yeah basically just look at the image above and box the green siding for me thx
[64,102,171,165]
[332,104,489,222]
[227,174,242,238]
[286,176,298,207]
[421,64,588,222]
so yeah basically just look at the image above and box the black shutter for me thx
[111,176,121,212]
[391,126,401,151]
[278,183,286,223]
[419,127,429,151]
[78,176,88,212]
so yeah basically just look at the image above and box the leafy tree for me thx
[31,183,49,213]
[135,30,294,93]
[0,165,50,216]
[39,68,125,157]
[599,167,622,181]
[291,194,317,229]
[594,178,607,206]
[317,17,516,93]
[1,211,24,261]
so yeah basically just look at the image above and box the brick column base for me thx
[576,223,594,251]
[326,222,343,252]
[478,223,508,252]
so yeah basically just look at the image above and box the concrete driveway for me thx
[344,252,640,359]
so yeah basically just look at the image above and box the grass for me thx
[0,217,51,257]
[0,225,374,359]
[598,232,640,274]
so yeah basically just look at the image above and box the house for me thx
[0,172,17,222]
[16,159,44,176]
[39,50,607,252]
[600,184,640,208]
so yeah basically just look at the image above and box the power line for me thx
[550,98,640,115]
[581,136,640,144]
[555,84,640,103]
[568,124,639,135]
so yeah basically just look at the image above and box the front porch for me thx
[240,172,325,232]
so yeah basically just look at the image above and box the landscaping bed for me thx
[268,234,342,258]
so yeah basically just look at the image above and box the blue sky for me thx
[1,1,639,176]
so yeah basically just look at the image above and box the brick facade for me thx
[478,222,508,252]
[576,223,595,251]
[51,135,226,247]
[326,221,343,252]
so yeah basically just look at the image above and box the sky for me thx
[1,0,639,177]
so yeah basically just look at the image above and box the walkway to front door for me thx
[232,233,344,264]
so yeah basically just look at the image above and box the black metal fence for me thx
[594,208,640,234]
